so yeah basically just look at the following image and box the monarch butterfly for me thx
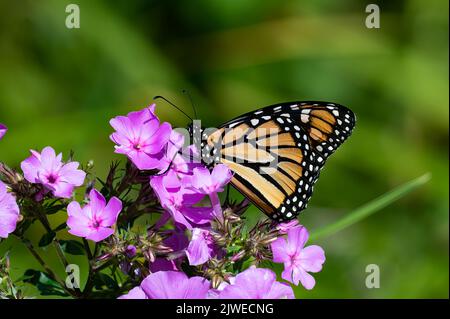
[183,100,355,222]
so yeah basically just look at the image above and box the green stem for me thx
[82,243,99,298]
[310,173,431,241]
[38,214,70,269]
[82,238,93,260]
[37,210,83,297]
[18,235,75,297]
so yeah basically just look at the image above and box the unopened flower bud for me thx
[125,245,137,258]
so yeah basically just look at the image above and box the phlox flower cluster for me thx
[0,106,325,299]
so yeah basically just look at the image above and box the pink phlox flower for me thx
[190,164,233,195]
[218,266,295,299]
[109,104,172,170]
[0,180,20,239]
[271,225,325,290]
[150,170,213,229]
[67,189,122,242]
[189,164,232,219]
[20,146,86,199]
[119,271,210,299]
[276,220,301,234]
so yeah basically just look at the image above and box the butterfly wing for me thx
[202,101,355,222]
[296,102,356,161]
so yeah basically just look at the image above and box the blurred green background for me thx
[0,0,448,298]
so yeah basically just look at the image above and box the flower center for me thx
[47,174,58,184]
[289,254,300,266]
[133,143,141,150]
[90,217,102,229]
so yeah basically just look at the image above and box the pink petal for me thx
[294,267,316,290]
[163,170,182,190]
[137,118,161,141]
[67,201,82,217]
[109,116,136,141]
[51,182,75,198]
[67,205,91,234]
[299,245,326,273]
[85,227,114,242]
[286,226,309,254]
[211,164,232,188]
[281,264,296,285]
[0,123,7,140]
[181,206,214,226]
[270,237,289,263]
[20,153,41,183]
[118,287,147,299]
[109,130,131,146]
[59,162,86,186]
[141,271,188,299]
[40,147,57,171]
[191,167,212,192]
[169,130,185,151]
[100,196,122,227]
[67,215,90,230]
[89,189,106,213]
[219,267,293,299]
[0,184,20,239]
[128,108,155,126]
[181,276,211,299]
[141,122,172,154]
[0,181,6,199]
[0,214,19,238]
[276,220,301,234]
[141,271,209,299]
[264,282,295,299]
[128,150,162,170]
[186,228,212,266]
[67,223,92,238]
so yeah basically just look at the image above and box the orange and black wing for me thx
[202,101,355,222]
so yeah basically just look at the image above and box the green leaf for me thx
[310,173,431,241]
[93,273,118,290]
[21,269,68,297]
[44,204,66,215]
[38,231,56,247]
[59,240,85,255]
[226,244,243,254]
[53,222,67,232]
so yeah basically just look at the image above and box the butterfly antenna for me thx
[153,95,193,121]
[182,89,198,120]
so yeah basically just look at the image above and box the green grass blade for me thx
[310,173,431,241]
